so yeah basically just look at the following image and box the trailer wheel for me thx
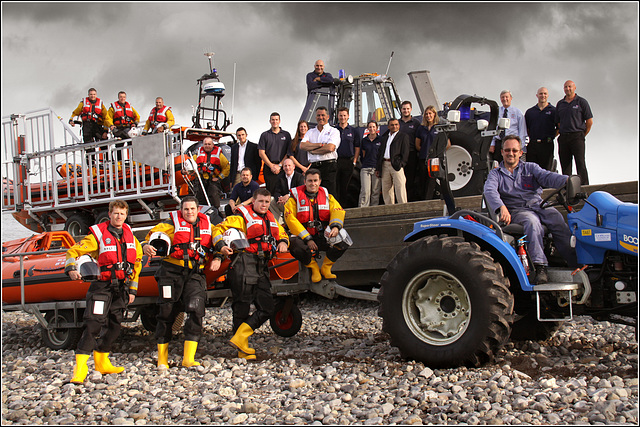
[446,131,487,197]
[270,299,302,337]
[378,235,514,368]
[65,212,94,237]
[94,209,110,225]
[140,305,159,332]
[41,310,83,350]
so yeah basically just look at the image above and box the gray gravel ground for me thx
[2,294,638,425]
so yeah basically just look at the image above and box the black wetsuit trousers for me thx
[77,280,128,354]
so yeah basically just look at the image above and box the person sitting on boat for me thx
[105,91,140,140]
[69,87,108,145]
[142,97,175,135]
[193,136,230,210]
[64,200,143,384]
[142,195,219,369]
[210,187,289,360]
[284,168,349,283]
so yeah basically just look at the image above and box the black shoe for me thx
[535,264,548,284]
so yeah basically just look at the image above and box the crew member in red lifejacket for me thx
[64,200,143,384]
[143,97,175,135]
[285,168,348,283]
[106,91,140,139]
[69,87,109,144]
[142,196,219,369]
[192,136,230,210]
[211,188,289,360]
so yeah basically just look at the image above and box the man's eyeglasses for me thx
[502,148,520,153]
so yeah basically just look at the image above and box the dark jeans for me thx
[336,157,355,207]
[312,160,338,196]
[404,150,420,202]
[228,252,274,332]
[77,280,128,354]
[558,132,589,185]
[155,262,207,343]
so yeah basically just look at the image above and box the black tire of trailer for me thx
[41,310,83,350]
[140,305,159,333]
[94,209,110,225]
[270,299,303,338]
[446,131,487,197]
[65,212,94,237]
[378,235,514,368]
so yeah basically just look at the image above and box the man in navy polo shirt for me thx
[335,107,361,208]
[556,80,593,185]
[525,87,558,171]
[306,60,334,94]
[258,112,292,195]
[225,167,260,217]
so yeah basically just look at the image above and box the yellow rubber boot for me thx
[182,340,201,367]
[306,260,322,283]
[229,322,255,355]
[320,258,337,279]
[238,351,257,360]
[93,351,124,374]
[157,343,169,368]
[70,353,90,384]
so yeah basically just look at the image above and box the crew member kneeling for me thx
[284,168,348,283]
[211,188,289,360]
[142,196,218,368]
[64,200,143,384]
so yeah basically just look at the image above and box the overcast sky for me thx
[2,2,638,185]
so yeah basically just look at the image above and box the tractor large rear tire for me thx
[378,235,514,368]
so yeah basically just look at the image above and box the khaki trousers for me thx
[381,161,407,205]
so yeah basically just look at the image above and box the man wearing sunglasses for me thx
[483,135,578,284]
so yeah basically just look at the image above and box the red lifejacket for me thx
[81,97,103,122]
[148,105,171,124]
[237,205,281,256]
[111,101,135,126]
[169,210,212,264]
[195,146,222,177]
[89,222,137,281]
[291,185,331,235]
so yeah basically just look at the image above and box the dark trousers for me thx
[77,280,127,354]
[228,252,274,332]
[558,132,589,185]
[82,121,107,145]
[491,139,503,164]
[155,262,207,343]
[312,160,338,196]
[416,159,437,200]
[289,234,346,265]
[335,157,355,207]
[527,139,555,171]
[263,167,283,195]
[404,150,420,202]
[195,178,222,208]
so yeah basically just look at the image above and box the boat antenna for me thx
[384,51,394,76]
[204,51,215,74]
[231,62,237,125]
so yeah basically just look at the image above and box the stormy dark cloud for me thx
[2,2,638,185]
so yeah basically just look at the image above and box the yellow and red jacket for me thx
[143,106,175,131]
[70,98,108,125]
[193,146,230,180]
[213,206,288,257]
[169,210,212,265]
[107,101,140,128]
[284,185,345,241]
[65,222,143,294]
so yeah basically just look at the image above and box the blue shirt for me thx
[360,135,382,169]
[229,180,260,203]
[492,106,528,150]
[399,117,421,150]
[484,161,568,212]
[306,71,334,93]
[525,103,557,141]
[416,125,436,160]
[336,124,361,158]
[556,94,593,133]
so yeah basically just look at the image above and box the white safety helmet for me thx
[183,157,198,173]
[222,229,250,251]
[76,255,100,281]
[128,127,140,138]
[324,226,353,250]
[149,232,172,257]
[154,123,168,133]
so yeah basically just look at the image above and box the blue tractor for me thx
[377,117,638,368]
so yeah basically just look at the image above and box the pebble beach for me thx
[2,294,638,425]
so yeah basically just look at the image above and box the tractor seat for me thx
[481,194,549,238]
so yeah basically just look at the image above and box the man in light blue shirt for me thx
[489,90,528,163]
[484,135,577,283]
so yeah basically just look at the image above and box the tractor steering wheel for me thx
[539,185,567,210]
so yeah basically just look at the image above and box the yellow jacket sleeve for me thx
[127,237,144,294]
[219,152,230,180]
[132,107,140,125]
[328,194,346,229]
[65,234,100,271]
[143,117,152,132]
[165,109,175,128]
[105,107,115,128]
[212,215,249,248]
[284,196,310,241]
[70,101,84,121]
